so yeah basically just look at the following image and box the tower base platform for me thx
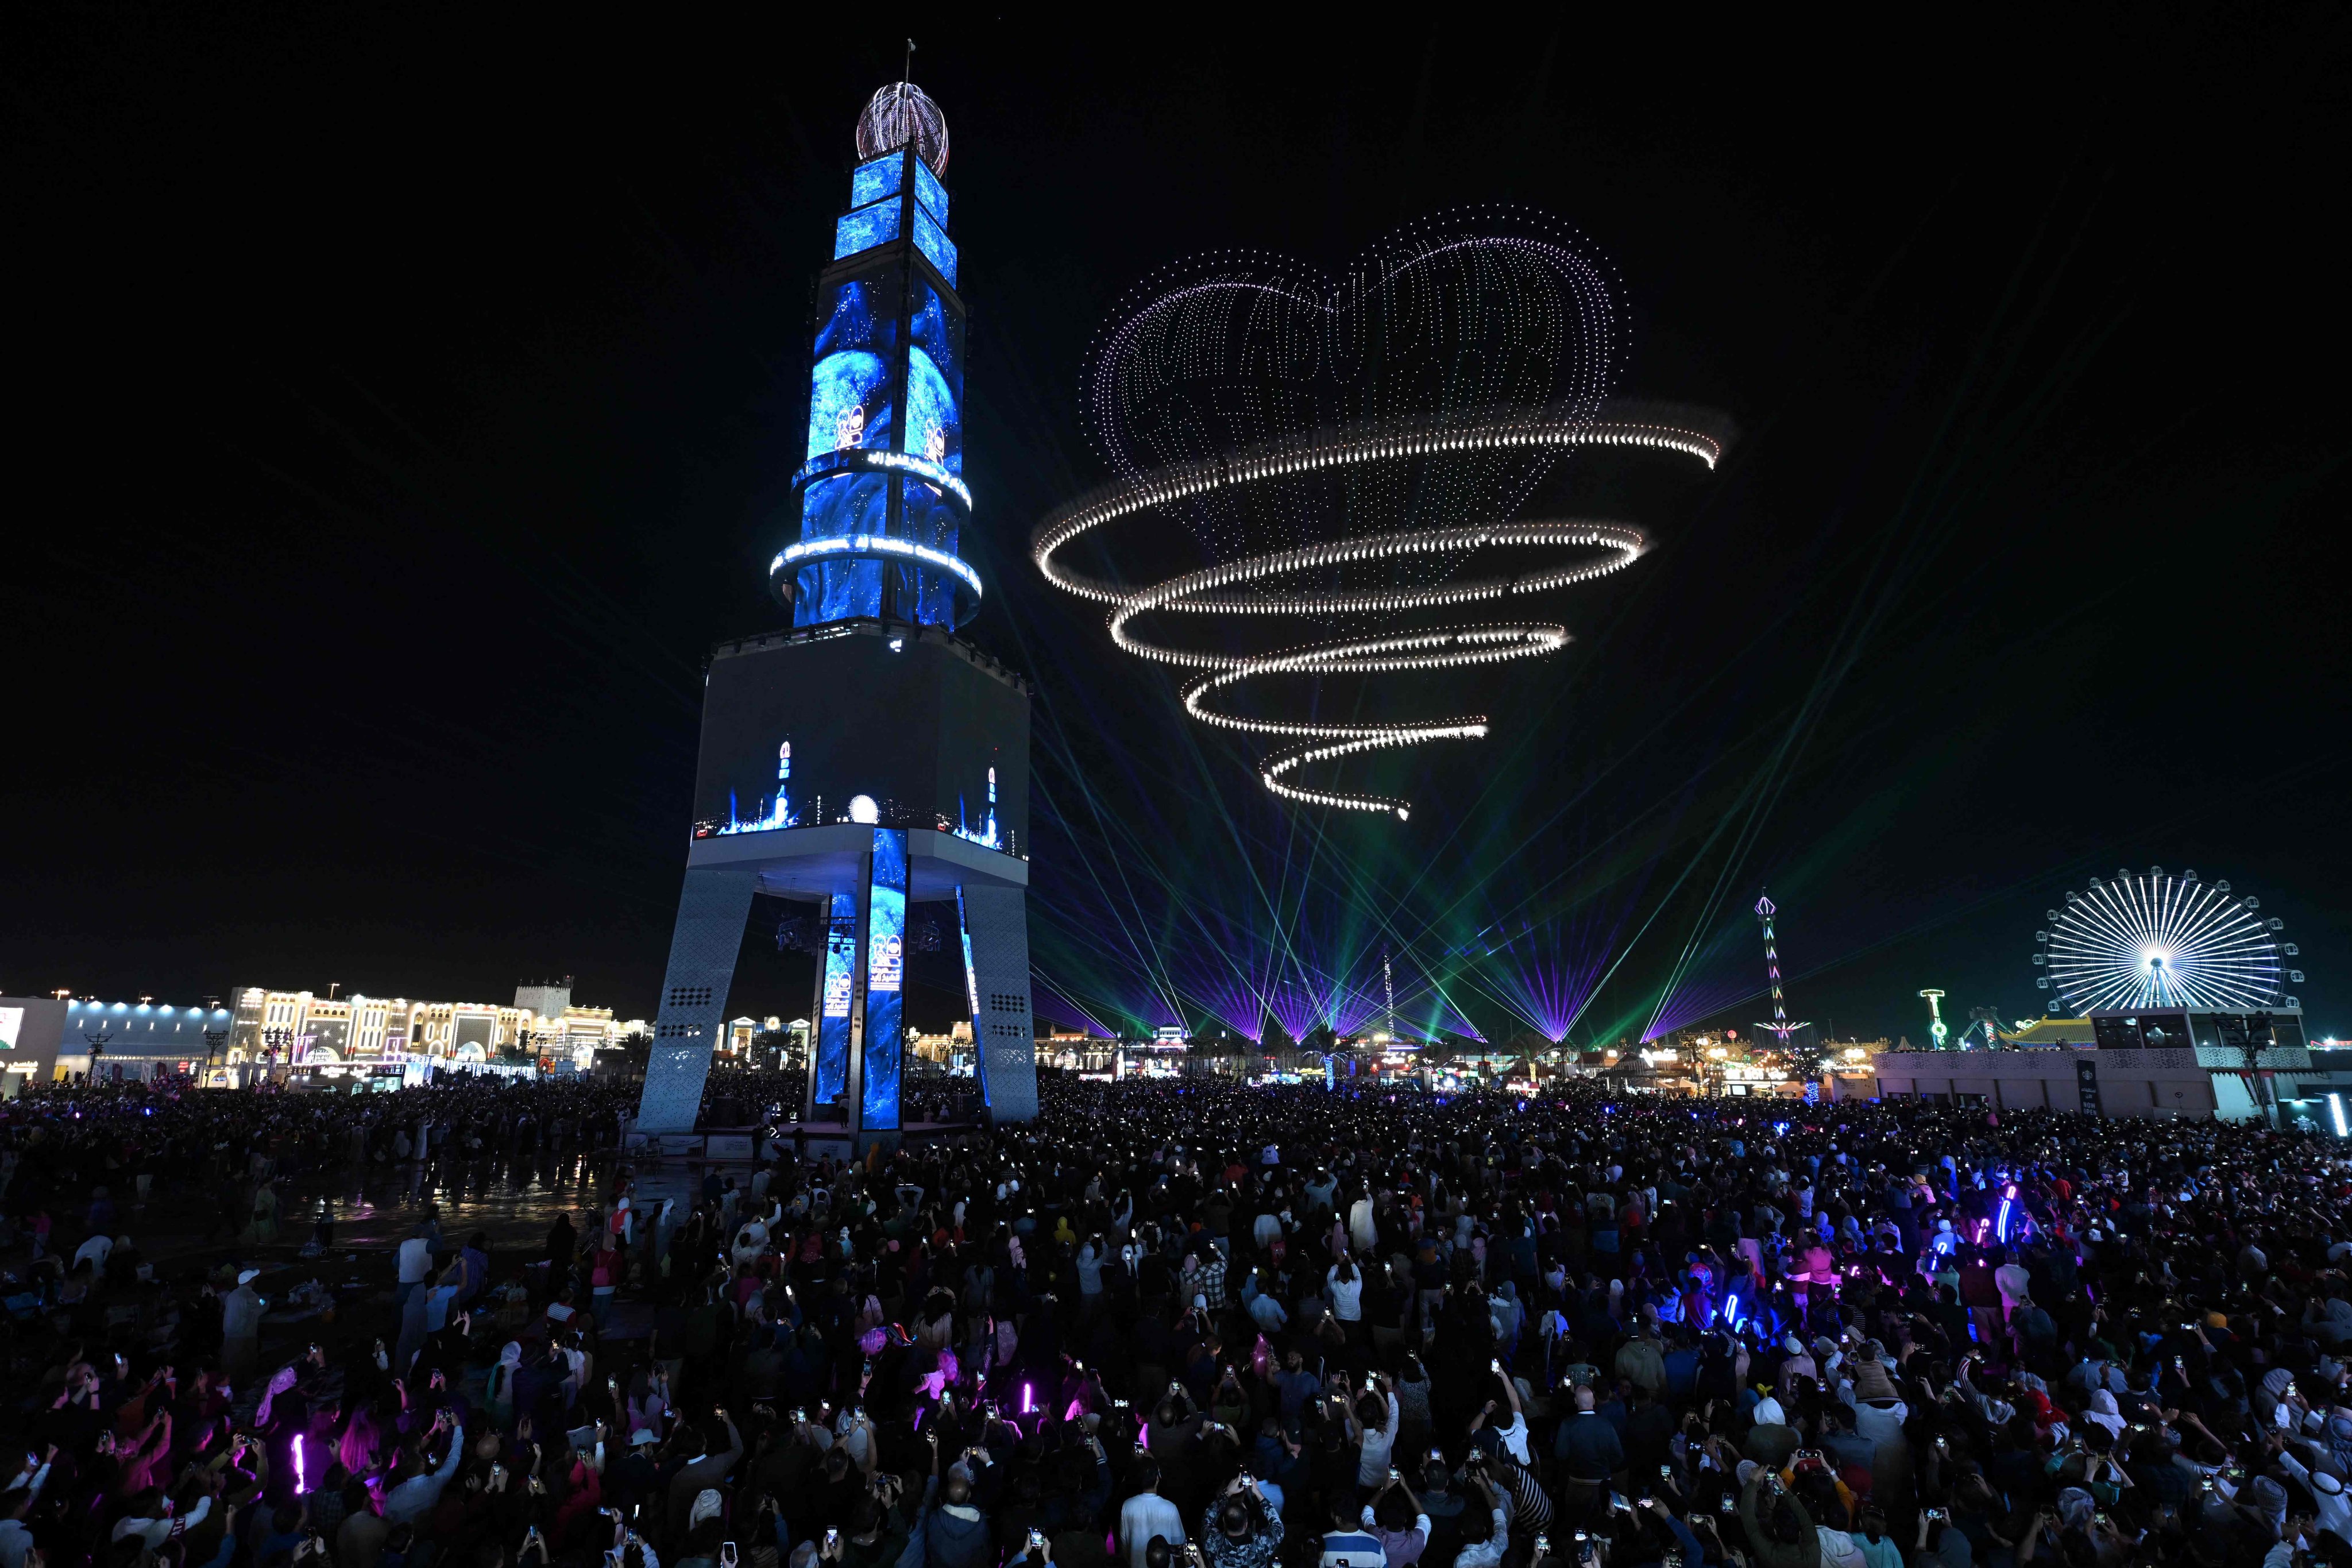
[622,1116,987,1164]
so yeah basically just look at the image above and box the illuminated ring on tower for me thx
[769,532,983,627]
[790,447,974,514]
[1033,410,1718,814]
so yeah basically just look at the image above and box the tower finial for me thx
[855,77,949,176]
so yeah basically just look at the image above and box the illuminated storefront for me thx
[228,985,644,1075]
[1,995,235,1087]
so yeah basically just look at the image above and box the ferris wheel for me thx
[2032,867,2304,1014]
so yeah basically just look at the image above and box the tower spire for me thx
[1752,889,1810,1048]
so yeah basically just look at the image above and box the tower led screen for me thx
[693,631,1028,857]
[901,281,968,621]
[835,199,900,260]
[913,158,948,226]
[789,134,967,631]
[814,891,856,1107]
[955,886,988,1109]
[851,153,903,210]
[800,270,902,621]
[862,828,908,1129]
[912,209,957,287]
[806,272,900,464]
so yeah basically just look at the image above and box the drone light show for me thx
[1033,210,1730,817]
[2033,867,2304,1013]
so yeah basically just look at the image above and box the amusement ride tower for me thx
[1752,891,1810,1049]
[635,80,1038,1145]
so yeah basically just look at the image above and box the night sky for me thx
[7,12,2348,1044]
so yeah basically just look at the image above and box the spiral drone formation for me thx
[1033,210,1729,816]
[2032,867,2304,1014]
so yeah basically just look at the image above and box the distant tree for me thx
[603,1030,651,1079]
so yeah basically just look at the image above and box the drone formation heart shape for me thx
[1032,207,1730,818]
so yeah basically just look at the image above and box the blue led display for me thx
[815,891,856,1109]
[912,208,957,287]
[790,139,964,629]
[835,199,900,260]
[861,829,907,1129]
[910,284,964,400]
[901,279,969,624]
[795,473,887,623]
[914,159,949,227]
[956,885,990,1107]
[905,350,961,477]
[851,153,903,210]
[806,351,894,461]
[800,271,903,624]
[814,275,898,364]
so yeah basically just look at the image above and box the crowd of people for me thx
[7,1069,2352,1568]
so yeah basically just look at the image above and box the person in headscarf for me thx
[222,1268,265,1385]
[1490,1280,1523,1358]
[391,1265,431,1382]
[253,1365,300,1432]
[552,1446,607,1550]
[2255,1368,2300,1430]
[1777,1335,1818,1396]
[242,1177,280,1244]
[2298,1467,2352,1540]
[731,1211,771,1270]
[546,1210,577,1277]
[2082,1388,2126,1442]
[339,1397,386,1476]
[2245,1475,2289,1538]
[2326,1412,2352,1474]
[485,1342,524,1430]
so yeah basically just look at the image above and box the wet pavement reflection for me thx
[140,1151,717,1271]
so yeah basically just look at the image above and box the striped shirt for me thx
[1321,1528,1389,1568]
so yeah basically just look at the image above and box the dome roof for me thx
[856,82,948,177]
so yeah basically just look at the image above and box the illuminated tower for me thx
[1752,891,1810,1048]
[773,79,972,628]
[635,80,1037,1146]
[1383,947,1396,1041]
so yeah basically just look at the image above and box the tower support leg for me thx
[636,866,760,1133]
[960,882,1038,1121]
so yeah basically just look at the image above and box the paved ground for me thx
[131,1152,709,1272]
[72,1153,712,1376]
